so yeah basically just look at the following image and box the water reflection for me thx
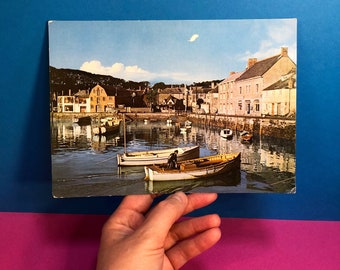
[51,118,296,197]
[145,168,241,194]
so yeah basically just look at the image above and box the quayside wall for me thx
[51,111,296,140]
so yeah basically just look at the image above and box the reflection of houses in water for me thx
[259,148,295,173]
[91,135,120,152]
[57,123,91,142]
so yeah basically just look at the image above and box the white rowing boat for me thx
[117,145,200,166]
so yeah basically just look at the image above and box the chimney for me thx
[229,71,236,76]
[281,47,288,57]
[247,58,257,69]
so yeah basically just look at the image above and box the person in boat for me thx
[96,192,221,270]
[167,150,178,169]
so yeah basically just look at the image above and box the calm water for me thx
[51,118,296,197]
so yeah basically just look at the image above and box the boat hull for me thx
[145,152,241,181]
[220,129,233,139]
[117,145,200,166]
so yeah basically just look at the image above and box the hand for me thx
[96,192,221,270]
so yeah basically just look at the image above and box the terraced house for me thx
[218,47,296,117]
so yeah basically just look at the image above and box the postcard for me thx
[49,19,297,197]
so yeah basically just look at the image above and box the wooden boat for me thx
[145,168,241,194]
[220,128,233,139]
[240,131,253,142]
[74,116,91,126]
[184,120,192,128]
[144,152,241,181]
[117,145,200,166]
[92,117,121,135]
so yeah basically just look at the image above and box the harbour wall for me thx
[51,111,296,140]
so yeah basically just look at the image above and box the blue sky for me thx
[48,19,296,85]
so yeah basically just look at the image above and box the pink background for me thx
[1,212,339,269]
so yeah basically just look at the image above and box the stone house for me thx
[74,90,90,112]
[157,86,185,104]
[89,84,116,112]
[218,71,244,115]
[233,47,296,117]
[262,68,296,117]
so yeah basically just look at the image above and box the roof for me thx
[220,71,244,84]
[263,71,296,91]
[160,87,184,94]
[74,90,89,97]
[236,54,281,81]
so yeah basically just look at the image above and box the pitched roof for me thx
[236,54,281,81]
[263,71,296,91]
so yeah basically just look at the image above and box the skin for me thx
[96,192,221,270]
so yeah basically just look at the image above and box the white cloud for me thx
[79,60,197,84]
[238,20,297,65]
[80,60,152,81]
[188,34,199,42]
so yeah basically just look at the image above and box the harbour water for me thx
[51,118,296,197]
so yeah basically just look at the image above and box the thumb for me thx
[138,192,188,243]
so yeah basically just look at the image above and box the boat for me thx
[92,117,121,135]
[240,131,253,142]
[144,152,241,181]
[117,145,200,166]
[74,116,91,126]
[220,128,233,139]
[184,120,192,128]
[145,168,241,194]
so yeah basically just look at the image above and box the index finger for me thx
[136,192,188,244]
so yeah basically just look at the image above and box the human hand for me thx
[96,192,221,270]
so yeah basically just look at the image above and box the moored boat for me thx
[93,117,121,135]
[240,131,253,142]
[74,116,91,126]
[117,145,200,166]
[220,128,233,139]
[144,152,241,181]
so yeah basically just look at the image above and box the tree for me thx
[144,88,158,107]
[152,82,167,90]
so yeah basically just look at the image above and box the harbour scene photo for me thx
[49,19,296,197]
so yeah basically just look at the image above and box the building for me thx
[57,85,116,113]
[74,90,90,112]
[233,47,296,117]
[89,84,116,112]
[262,68,296,117]
[218,71,244,115]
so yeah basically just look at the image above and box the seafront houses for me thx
[205,84,219,114]
[233,47,296,117]
[262,68,296,117]
[57,84,116,113]
[74,90,90,112]
[190,83,216,113]
[57,89,91,113]
[218,71,244,115]
[89,84,116,112]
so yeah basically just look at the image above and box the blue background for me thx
[0,0,339,220]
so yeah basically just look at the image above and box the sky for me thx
[48,19,297,85]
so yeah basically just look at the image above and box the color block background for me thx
[0,0,339,269]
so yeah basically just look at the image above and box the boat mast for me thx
[123,113,127,153]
